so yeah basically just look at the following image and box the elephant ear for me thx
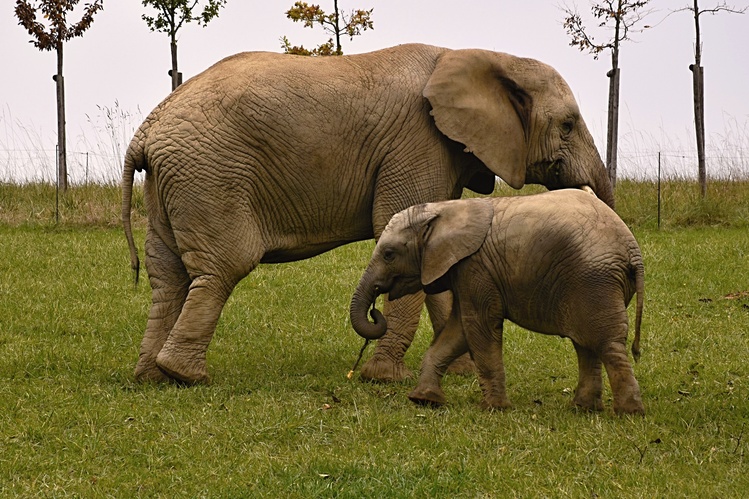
[421,199,494,287]
[424,49,532,189]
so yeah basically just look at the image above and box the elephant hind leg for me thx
[155,273,235,384]
[135,228,191,383]
[155,245,259,384]
[571,341,604,412]
[600,339,645,416]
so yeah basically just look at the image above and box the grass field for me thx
[1,181,748,496]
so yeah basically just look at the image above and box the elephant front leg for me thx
[360,292,424,382]
[426,292,475,375]
[465,319,511,411]
[453,269,510,410]
[408,312,468,406]
[134,229,190,383]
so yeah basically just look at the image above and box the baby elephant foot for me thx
[613,393,646,416]
[573,390,604,412]
[408,385,447,407]
[480,396,512,411]
[360,353,413,383]
[155,343,210,385]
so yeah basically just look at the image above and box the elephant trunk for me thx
[593,166,616,210]
[350,272,388,340]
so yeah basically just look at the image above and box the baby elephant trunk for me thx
[350,273,387,340]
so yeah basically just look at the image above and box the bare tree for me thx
[15,0,104,191]
[674,1,747,198]
[282,0,373,56]
[562,0,651,188]
[141,0,227,91]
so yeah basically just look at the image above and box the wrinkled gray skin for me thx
[122,43,614,385]
[350,190,645,415]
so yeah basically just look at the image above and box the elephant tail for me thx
[122,138,145,286]
[631,259,644,363]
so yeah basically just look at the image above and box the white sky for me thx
[1,0,748,181]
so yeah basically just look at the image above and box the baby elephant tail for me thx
[631,260,645,362]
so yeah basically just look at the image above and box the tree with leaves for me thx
[15,0,104,192]
[141,0,227,91]
[562,0,651,188]
[675,1,746,198]
[282,0,373,56]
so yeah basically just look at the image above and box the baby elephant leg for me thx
[452,269,510,410]
[600,340,645,415]
[464,318,511,410]
[571,341,604,412]
[408,312,468,406]
[425,292,475,375]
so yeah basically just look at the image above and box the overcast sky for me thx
[1,0,747,181]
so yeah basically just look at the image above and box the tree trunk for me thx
[55,43,67,191]
[691,64,706,198]
[333,0,342,55]
[692,0,707,198]
[170,37,180,91]
[606,67,620,189]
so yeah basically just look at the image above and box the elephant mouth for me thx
[380,276,423,301]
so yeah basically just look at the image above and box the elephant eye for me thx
[383,249,395,263]
[561,119,574,136]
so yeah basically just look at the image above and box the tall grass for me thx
[3,177,749,231]
[0,103,142,185]
[0,182,147,228]
[616,115,749,181]
[2,103,748,185]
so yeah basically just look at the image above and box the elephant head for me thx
[350,199,494,340]
[425,49,614,208]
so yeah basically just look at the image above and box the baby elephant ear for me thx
[421,198,494,287]
[424,49,532,189]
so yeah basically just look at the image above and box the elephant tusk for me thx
[579,185,597,197]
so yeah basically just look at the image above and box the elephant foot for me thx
[155,344,210,385]
[480,397,512,411]
[573,397,605,412]
[612,392,646,416]
[573,399,605,413]
[360,353,413,382]
[134,357,171,383]
[445,353,475,375]
[573,388,604,412]
[408,385,447,407]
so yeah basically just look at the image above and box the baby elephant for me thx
[350,189,645,415]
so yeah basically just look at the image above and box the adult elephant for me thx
[122,43,613,384]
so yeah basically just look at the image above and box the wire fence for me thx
[0,148,124,185]
[3,101,748,185]
[0,101,143,186]
[1,146,748,186]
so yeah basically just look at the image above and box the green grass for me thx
[1,182,748,496]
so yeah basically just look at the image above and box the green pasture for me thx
[0,181,748,497]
